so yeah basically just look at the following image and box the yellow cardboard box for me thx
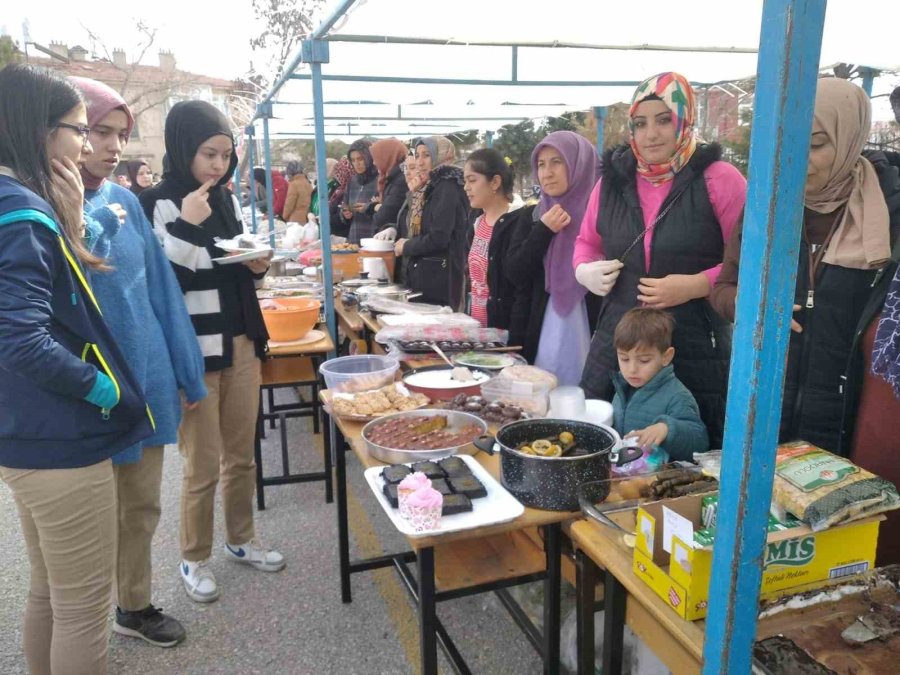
[631,493,880,620]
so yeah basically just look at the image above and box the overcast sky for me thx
[4,0,898,124]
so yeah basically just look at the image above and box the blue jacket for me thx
[85,182,206,464]
[0,175,154,469]
[611,365,710,460]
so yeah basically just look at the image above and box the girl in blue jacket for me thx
[0,64,153,675]
[73,77,207,649]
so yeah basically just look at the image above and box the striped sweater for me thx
[139,186,268,372]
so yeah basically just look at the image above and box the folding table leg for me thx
[322,404,333,504]
[542,523,562,675]
[576,549,598,675]
[602,569,627,675]
[254,401,266,511]
[333,419,351,603]
[417,546,438,675]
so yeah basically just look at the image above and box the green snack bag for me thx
[693,528,716,547]
[701,494,719,529]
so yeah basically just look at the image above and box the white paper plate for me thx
[211,248,273,265]
[547,399,614,426]
[363,454,524,538]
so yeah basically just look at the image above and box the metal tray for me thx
[361,409,487,464]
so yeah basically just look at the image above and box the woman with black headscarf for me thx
[139,101,284,606]
[127,158,153,195]
[341,138,379,243]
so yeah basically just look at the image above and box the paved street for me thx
[0,394,548,674]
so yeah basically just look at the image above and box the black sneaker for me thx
[113,605,186,648]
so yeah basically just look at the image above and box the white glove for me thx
[575,259,624,296]
[373,227,397,241]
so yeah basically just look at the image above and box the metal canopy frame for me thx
[244,2,877,671]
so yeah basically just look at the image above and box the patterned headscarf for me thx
[407,137,457,237]
[330,157,353,208]
[628,72,697,185]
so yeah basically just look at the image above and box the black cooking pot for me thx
[474,418,642,511]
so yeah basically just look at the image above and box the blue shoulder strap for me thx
[0,208,61,234]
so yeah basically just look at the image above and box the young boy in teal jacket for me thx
[611,308,709,460]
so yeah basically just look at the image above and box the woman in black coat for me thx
[370,138,410,241]
[394,136,469,310]
[463,148,528,342]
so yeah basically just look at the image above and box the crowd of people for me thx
[0,59,899,675]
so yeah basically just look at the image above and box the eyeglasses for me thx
[55,122,92,148]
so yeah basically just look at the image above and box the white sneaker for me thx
[223,539,286,572]
[180,559,219,603]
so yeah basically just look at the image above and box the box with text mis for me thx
[631,493,880,620]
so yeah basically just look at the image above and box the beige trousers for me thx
[113,445,164,611]
[0,459,116,675]
[178,335,261,561]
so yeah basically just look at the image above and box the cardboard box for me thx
[632,493,880,620]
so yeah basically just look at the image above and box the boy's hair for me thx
[614,308,675,353]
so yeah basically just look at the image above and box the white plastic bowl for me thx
[360,238,395,252]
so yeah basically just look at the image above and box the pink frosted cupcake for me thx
[398,472,432,519]
[405,486,443,532]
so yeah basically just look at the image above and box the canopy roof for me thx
[250,0,898,138]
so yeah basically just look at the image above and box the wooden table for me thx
[254,329,336,510]
[325,403,574,674]
[570,513,706,675]
[334,300,365,352]
[571,515,899,675]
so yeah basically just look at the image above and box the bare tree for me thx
[249,0,325,87]
[79,21,219,124]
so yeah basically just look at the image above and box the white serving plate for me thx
[212,247,273,264]
[404,368,491,390]
[452,351,518,370]
[363,454,525,538]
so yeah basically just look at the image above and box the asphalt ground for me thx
[0,389,553,675]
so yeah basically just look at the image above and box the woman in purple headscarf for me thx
[505,131,602,384]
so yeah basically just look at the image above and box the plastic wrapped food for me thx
[772,442,900,531]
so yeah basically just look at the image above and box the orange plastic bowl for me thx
[261,298,321,341]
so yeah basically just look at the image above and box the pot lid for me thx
[340,277,385,288]
[356,284,409,296]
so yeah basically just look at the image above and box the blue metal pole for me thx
[485,131,494,148]
[232,140,243,211]
[261,110,276,248]
[246,126,258,234]
[593,106,607,158]
[702,2,826,674]
[304,38,337,358]
[858,66,877,97]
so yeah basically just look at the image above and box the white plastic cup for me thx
[549,386,587,420]
[362,256,388,280]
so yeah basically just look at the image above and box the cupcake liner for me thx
[398,487,416,519]
[406,503,442,532]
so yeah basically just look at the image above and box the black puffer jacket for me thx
[372,164,409,233]
[402,165,469,311]
[580,143,733,448]
[506,206,602,364]
[794,150,900,454]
